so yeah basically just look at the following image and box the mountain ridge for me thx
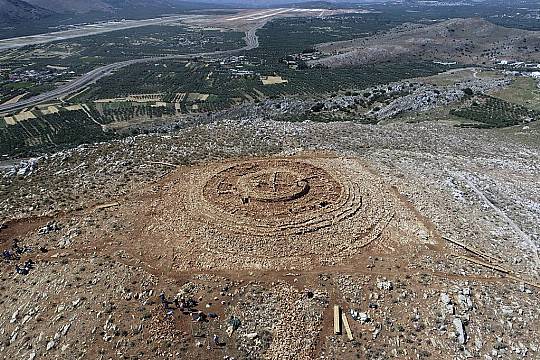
[0,0,220,25]
[0,0,53,23]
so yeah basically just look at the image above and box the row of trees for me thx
[0,110,114,156]
[451,96,539,128]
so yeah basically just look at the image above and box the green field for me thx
[0,110,116,156]
[0,15,454,156]
[4,6,538,157]
[451,95,539,128]
[493,77,540,111]
[73,14,451,108]
[0,25,245,103]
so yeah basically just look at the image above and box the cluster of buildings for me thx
[282,51,321,69]
[498,60,540,69]
[216,55,261,78]
[4,67,74,84]
[498,60,540,85]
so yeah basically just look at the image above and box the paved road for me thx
[0,27,260,114]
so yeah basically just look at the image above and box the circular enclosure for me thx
[201,159,348,234]
[134,156,397,269]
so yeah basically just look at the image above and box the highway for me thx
[0,27,260,114]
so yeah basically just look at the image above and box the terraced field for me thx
[451,95,539,128]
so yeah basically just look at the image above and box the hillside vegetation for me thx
[311,18,540,68]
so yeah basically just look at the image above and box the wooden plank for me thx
[93,202,119,211]
[333,305,341,335]
[456,255,510,274]
[507,274,540,290]
[341,312,353,341]
[455,254,540,290]
[442,236,502,263]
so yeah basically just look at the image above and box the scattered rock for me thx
[453,318,467,345]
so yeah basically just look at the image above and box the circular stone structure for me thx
[236,168,310,203]
[131,156,398,270]
[199,159,349,236]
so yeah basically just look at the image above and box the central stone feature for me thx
[236,169,309,204]
[203,159,343,222]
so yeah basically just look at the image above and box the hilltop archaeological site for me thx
[1,117,539,359]
[1,1,540,359]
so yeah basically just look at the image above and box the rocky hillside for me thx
[310,18,540,68]
[0,0,52,23]
[0,0,211,25]
[23,0,112,14]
